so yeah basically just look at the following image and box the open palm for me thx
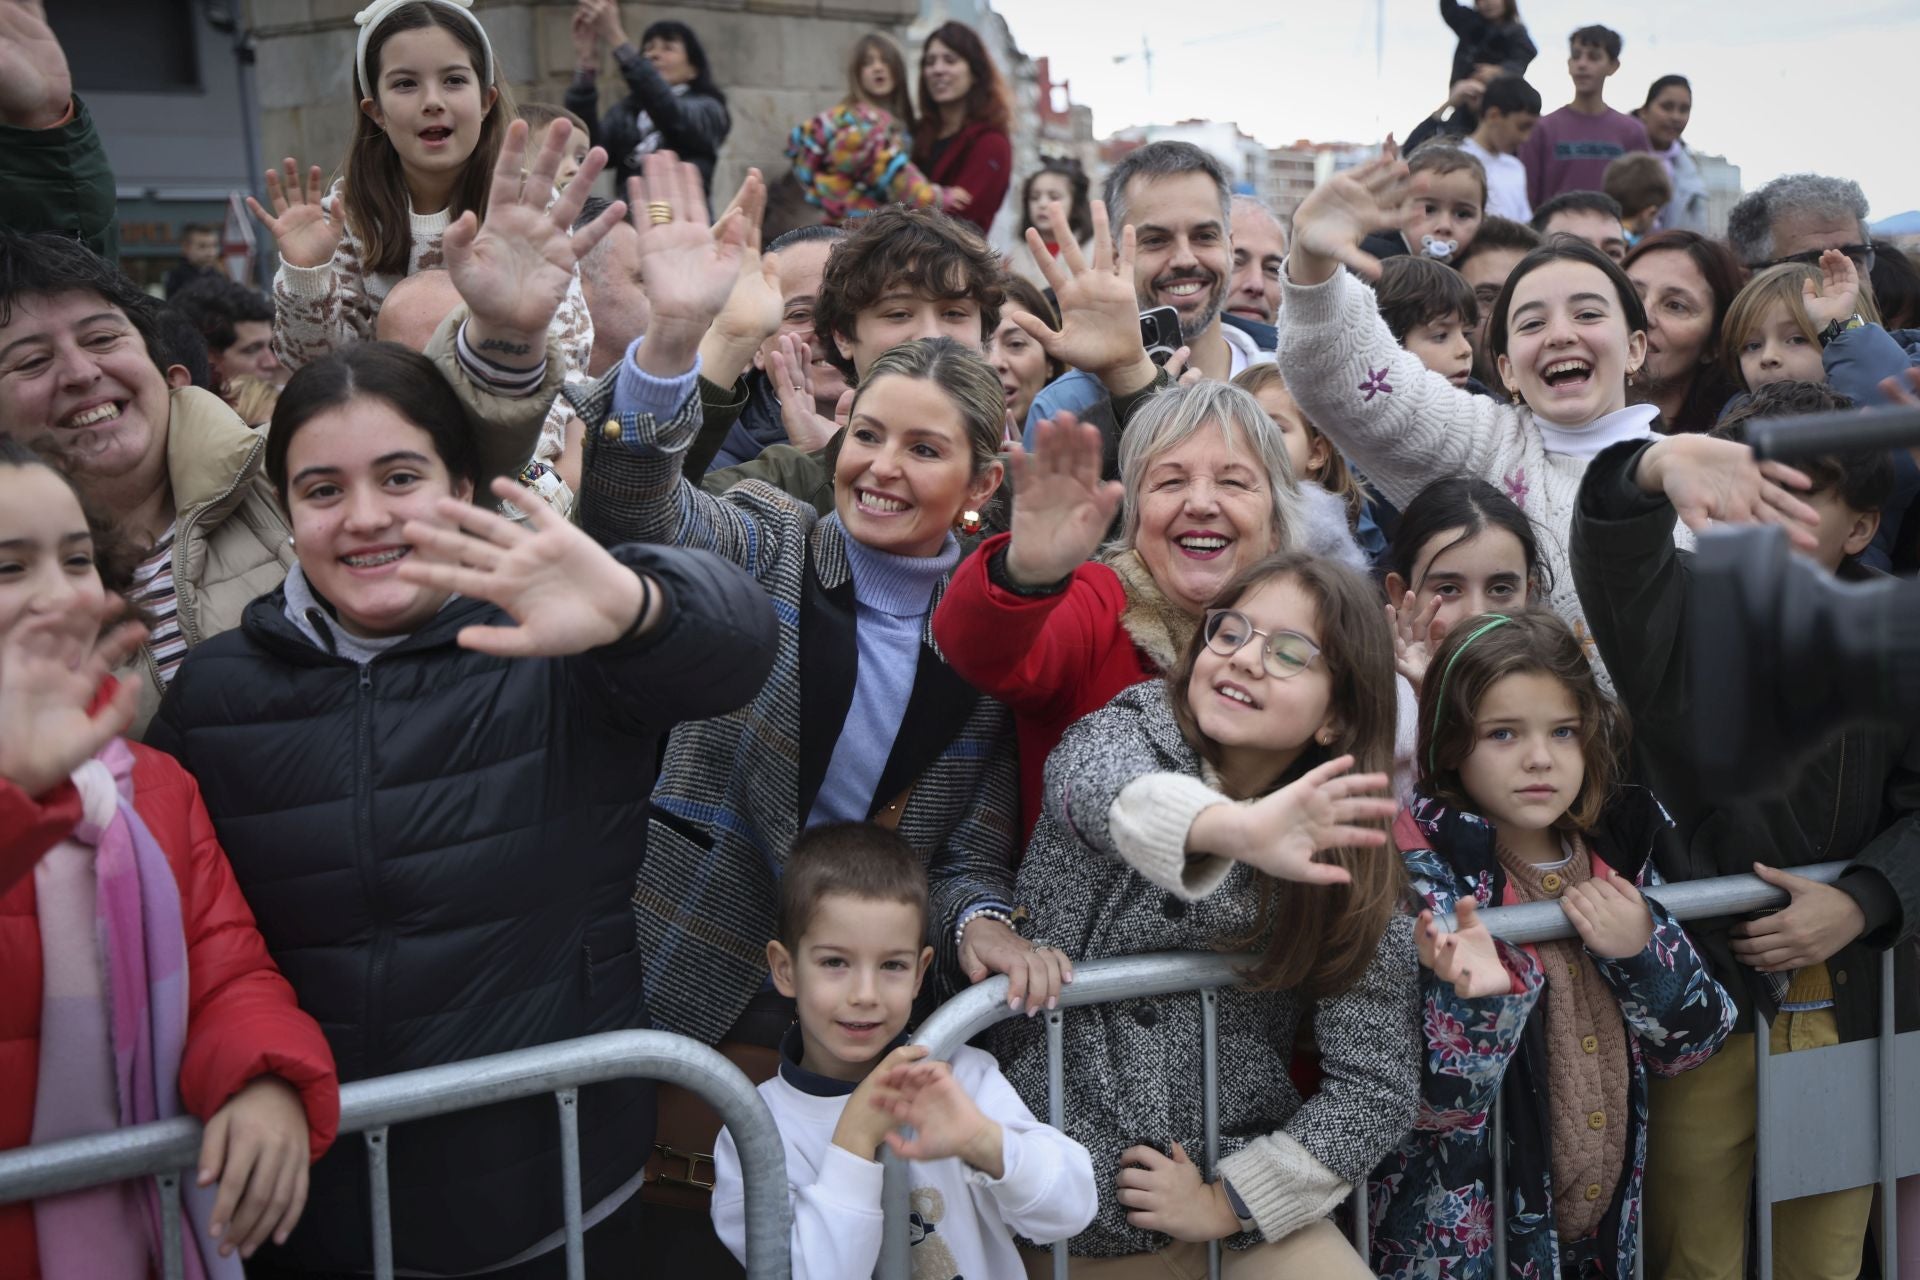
[1647,435,1819,549]
[0,612,145,799]
[0,0,69,128]
[445,118,624,340]
[247,159,343,270]
[1291,152,1413,282]
[1233,754,1397,884]
[630,153,748,334]
[876,1062,989,1163]
[396,479,651,658]
[1417,900,1510,998]
[1005,411,1123,586]
[1013,199,1148,380]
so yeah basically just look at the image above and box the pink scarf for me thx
[30,739,241,1280]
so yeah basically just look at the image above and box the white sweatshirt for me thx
[712,1041,1097,1280]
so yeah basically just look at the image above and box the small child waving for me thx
[710,823,1096,1280]
[1369,608,1734,1280]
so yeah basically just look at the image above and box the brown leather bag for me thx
[641,780,920,1209]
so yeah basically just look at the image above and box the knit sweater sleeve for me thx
[1276,265,1525,509]
[1219,915,1420,1241]
[272,179,374,372]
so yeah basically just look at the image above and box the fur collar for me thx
[1105,550,1196,673]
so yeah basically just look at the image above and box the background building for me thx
[48,0,258,290]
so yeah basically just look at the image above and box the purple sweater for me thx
[1519,105,1649,207]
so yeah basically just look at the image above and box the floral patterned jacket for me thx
[1368,787,1735,1280]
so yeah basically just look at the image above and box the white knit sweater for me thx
[1275,265,1690,691]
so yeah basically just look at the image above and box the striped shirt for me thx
[129,523,188,687]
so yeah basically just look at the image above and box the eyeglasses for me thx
[1763,243,1876,275]
[1202,609,1322,680]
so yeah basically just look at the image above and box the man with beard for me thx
[1021,140,1272,442]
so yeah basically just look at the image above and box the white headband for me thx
[354,0,495,99]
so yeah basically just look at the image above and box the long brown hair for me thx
[844,32,914,127]
[345,2,513,278]
[1416,608,1628,834]
[1167,552,1406,998]
[912,22,1011,162]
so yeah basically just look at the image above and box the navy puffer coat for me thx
[147,541,777,1275]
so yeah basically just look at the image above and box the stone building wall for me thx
[246,0,918,212]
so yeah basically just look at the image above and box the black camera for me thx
[1688,403,1920,798]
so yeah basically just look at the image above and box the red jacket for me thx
[933,533,1160,840]
[0,743,339,1280]
[919,121,1011,236]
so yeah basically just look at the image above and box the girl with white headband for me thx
[248,0,595,506]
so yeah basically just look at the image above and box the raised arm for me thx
[1279,154,1519,507]
[570,152,802,574]
[0,2,116,257]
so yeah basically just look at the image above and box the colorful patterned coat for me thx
[786,105,960,224]
[1368,788,1735,1280]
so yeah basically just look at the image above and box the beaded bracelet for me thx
[954,905,1014,955]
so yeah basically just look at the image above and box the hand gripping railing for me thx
[0,1030,792,1280]
[877,861,1904,1280]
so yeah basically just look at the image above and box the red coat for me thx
[933,533,1161,840]
[919,121,1011,236]
[0,743,339,1280]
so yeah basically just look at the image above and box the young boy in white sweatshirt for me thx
[710,822,1096,1278]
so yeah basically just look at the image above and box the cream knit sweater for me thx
[1275,265,1690,691]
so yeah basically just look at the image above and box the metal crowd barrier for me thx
[2,864,1909,1280]
[0,1030,792,1280]
[879,860,1914,1280]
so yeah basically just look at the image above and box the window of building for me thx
[50,0,201,94]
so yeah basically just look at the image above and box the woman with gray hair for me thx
[933,378,1367,838]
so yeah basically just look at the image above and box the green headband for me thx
[1426,613,1516,775]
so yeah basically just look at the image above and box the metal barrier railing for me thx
[1,863,1907,1280]
[0,1030,792,1280]
[878,860,1913,1280]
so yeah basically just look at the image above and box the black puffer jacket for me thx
[146,543,777,1275]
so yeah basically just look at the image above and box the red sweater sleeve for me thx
[932,532,1130,717]
[140,752,339,1162]
[0,777,82,896]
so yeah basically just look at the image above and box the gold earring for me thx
[954,509,983,536]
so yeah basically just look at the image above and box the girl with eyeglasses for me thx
[1370,607,1732,1280]
[993,552,1418,1276]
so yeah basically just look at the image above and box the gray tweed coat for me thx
[993,680,1419,1256]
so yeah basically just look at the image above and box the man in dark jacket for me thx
[1571,399,1919,1280]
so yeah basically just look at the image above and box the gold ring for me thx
[646,201,673,226]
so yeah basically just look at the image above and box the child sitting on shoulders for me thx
[1360,143,1487,267]
[710,822,1096,1280]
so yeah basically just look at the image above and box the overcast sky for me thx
[993,0,1920,221]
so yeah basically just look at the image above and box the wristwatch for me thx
[1817,313,1866,347]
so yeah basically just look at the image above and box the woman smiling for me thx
[1277,151,1809,690]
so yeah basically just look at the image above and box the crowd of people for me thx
[1,0,1918,1277]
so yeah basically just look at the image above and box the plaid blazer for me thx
[569,373,1020,1044]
